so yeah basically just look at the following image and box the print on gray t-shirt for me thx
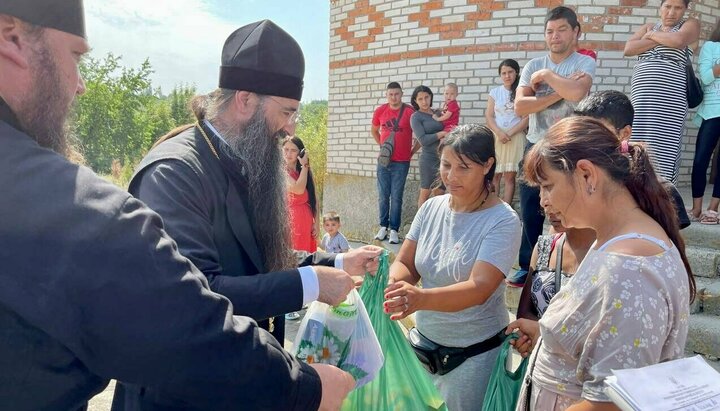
[519,52,596,144]
[406,195,521,347]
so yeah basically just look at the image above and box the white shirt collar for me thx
[203,119,229,146]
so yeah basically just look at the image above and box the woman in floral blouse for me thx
[507,116,695,411]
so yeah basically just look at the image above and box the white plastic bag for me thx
[291,289,384,388]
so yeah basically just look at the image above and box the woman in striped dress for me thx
[624,0,699,185]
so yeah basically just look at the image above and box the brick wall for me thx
[326,0,719,235]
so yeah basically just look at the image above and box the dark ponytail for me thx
[624,142,694,300]
[523,117,696,302]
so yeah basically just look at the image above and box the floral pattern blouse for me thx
[527,233,690,409]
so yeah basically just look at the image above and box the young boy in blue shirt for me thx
[320,212,351,253]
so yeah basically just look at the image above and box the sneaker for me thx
[505,269,528,288]
[388,230,400,244]
[374,227,388,241]
[285,311,300,321]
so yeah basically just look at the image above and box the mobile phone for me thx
[299,148,306,158]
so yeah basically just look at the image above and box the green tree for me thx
[72,54,178,177]
[169,84,197,125]
[295,100,328,206]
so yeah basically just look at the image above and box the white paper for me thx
[605,355,720,411]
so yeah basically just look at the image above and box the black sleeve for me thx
[2,158,321,409]
[296,250,337,267]
[133,161,303,319]
[91,197,320,409]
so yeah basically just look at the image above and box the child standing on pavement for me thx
[320,212,350,253]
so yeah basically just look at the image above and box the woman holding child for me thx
[410,85,446,207]
[508,117,694,411]
[384,124,521,410]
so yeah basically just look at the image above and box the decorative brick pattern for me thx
[328,0,719,189]
[334,0,390,52]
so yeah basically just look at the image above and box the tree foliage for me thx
[72,54,195,179]
[169,85,197,125]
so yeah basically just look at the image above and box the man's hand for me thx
[315,266,355,306]
[309,364,355,411]
[530,68,551,91]
[341,245,383,276]
[568,71,587,81]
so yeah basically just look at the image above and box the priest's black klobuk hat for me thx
[0,0,85,38]
[219,20,305,101]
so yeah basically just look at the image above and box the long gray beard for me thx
[16,42,72,157]
[217,108,296,272]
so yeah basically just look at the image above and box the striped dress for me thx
[630,20,690,185]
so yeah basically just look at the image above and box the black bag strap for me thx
[392,104,407,132]
[462,329,506,358]
[683,39,695,67]
[522,336,543,411]
[554,234,566,293]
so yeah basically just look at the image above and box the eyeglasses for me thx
[268,96,301,125]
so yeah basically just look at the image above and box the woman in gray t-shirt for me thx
[410,85,445,208]
[384,124,521,411]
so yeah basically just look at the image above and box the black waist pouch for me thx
[408,327,505,375]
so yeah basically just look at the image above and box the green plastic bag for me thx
[481,334,529,411]
[342,251,447,411]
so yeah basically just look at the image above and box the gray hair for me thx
[190,88,236,122]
